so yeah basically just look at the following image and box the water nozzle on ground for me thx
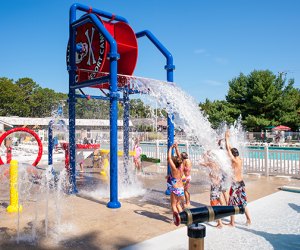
[173,205,245,226]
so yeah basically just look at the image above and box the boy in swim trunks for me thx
[225,130,251,226]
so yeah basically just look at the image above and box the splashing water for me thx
[68,75,240,199]
[9,162,71,244]
[126,75,248,180]
[50,103,68,133]
[133,77,219,149]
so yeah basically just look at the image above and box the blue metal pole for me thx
[123,87,130,182]
[135,30,175,195]
[68,8,78,194]
[70,3,128,23]
[107,45,121,209]
[71,13,121,207]
[166,66,175,178]
[48,122,53,166]
[82,13,121,208]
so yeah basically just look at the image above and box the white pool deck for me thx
[123,191,300,250]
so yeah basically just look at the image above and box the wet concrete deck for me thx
[1,162,300,250]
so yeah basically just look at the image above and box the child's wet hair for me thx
[231,148,239,157]
[172,156,183,168]
[181,152,188,160]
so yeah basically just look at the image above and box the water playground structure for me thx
[1,3,300,250]
[67,3,175,208]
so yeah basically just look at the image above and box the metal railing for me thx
[140,141,300,178]
[243,146,300,177]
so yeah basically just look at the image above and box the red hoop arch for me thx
[0,127,43,166]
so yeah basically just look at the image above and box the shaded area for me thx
[134,210,172,223]
[237,226,300,250]
[190,200,206,207]
[0,201,8,208]
[0,222,45,250]
[288,203,300,213]
[59,232,103,250]
[125,189,170,209]
[76,193,108,206]
[0,224,136,250]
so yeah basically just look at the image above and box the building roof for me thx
[0,116,132,127]
[0,119,13,128]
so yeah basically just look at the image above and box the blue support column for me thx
[123,87,130,182]
[107,47,121,209]
[48,122,53,166]
[68,89,77,194]
[68,10,78,194]
[166,65,175,195]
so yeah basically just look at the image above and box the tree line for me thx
[199,70,300,131]
[0,77,154,119]
[1,70,299,131]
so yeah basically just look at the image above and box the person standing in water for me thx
[200,150,225,228]
[133,139,142,173]
[217,138,229,205]
[174,142,192,207]
[167,143,185,214]
[225,130,251,226]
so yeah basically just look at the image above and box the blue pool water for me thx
[248,146,300,160]
[140,142,300,161]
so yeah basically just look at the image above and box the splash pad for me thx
[0,3,253,248]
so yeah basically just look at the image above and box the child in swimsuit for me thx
[225,130,251,226]
[167,143,185,215]
[174,143,192,207]
[133,141,142,173]
[201,151,225,228]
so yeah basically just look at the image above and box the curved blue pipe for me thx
[136,30,175,194]
[70,3,128,24]
[135,30,174,70]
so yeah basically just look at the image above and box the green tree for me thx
[199,99,239,129]
[200,70,300,131]
[15,78,40,116]
[129,99,151,118]
[31,88,67,117]
[0,77,24,116]
[76,97,110,119]
[0,77,67,117]
[226,70,300,130]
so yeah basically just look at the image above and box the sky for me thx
[1,0,300,102]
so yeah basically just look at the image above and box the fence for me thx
[140,141,203,165]
[243,146,300,177]
[140,141,300,178]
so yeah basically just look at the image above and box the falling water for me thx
[84,75,249,198]
[132,77,218,148]
[44,165,52,237]
[17,170,20,244]
[127,75,248,179]
[78,75,232,199]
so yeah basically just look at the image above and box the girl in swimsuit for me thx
[167,143,185,215]
[174,142,192,206]
[133,140,142,173]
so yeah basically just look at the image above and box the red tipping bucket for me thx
[70,16,138,88]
